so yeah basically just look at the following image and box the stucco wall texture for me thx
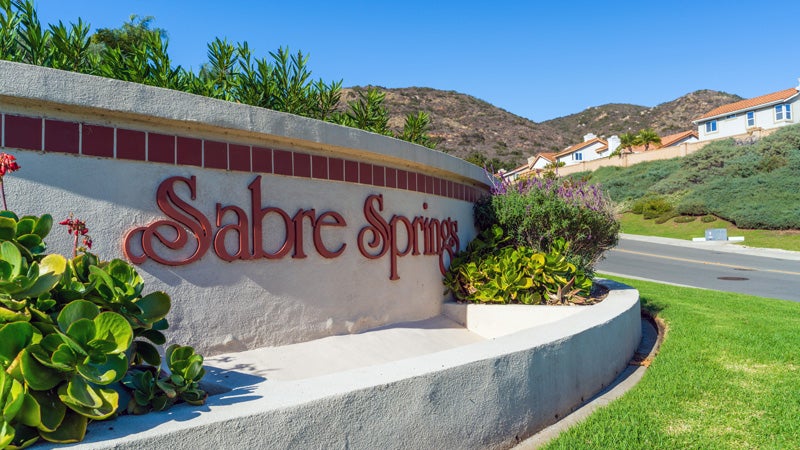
[0,61,490,354]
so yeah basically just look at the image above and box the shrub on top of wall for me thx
[475,175,619,274]
[0,0,436,148]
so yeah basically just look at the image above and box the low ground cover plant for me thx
[445,175,618,305]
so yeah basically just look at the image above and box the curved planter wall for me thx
[40,281,641,450]
[0,61,490,355]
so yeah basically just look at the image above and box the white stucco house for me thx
[499,152,556,181]
[693,80,799,141]
[555,133,619,166]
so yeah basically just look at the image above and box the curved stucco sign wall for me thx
[0,61,489,355]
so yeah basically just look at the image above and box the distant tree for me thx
[465,152,507,171]
[90,15,166,55]
[618,132,638,155]
[636,128,661,151]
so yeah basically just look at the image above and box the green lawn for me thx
[620,213,800,252]
[543,275,800,450]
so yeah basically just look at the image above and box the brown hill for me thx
[340,87,568,169]
[341,87,743,169]
[541,90,743,144]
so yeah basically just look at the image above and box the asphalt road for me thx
[596,235,800,302]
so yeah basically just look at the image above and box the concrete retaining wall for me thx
[0,61,490,354]
[43,280,641,450]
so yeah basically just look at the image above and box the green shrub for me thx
[477,177,619,272]
[701,215,717,223]
[654,210,679,224]
[637,196,674,220]
[674,215,697,223]
[0,0,436,148]
[0,211,206,448]
[444,226,592,305]
[676,199,709,216]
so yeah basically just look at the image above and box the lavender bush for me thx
[475,172,619,272]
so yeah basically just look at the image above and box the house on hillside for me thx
[555,133,619,166]
[693,79,799,141]
[627,130,698,152]
[499,152,557,181]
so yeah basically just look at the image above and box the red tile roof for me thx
[694,88,798,121]
[659,130,698,147]
[555,137,608,158]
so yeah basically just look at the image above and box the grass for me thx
[620,212,800,251]
[543,275,800,449]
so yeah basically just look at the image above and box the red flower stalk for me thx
[60,213,92,257]
[0,152,20,211]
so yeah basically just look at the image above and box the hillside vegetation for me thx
[569,124,800,229]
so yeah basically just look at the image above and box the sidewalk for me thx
[620,233,800,261]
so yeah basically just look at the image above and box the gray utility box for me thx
[705,228,728,241]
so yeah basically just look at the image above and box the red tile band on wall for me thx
[359,162,372,185]
[312,155,328,179]
[273,149,293,176]
[204,140,227,170]
[329,157,344,181]
[229,144,251,172]
[397,170,408,190]
[117,129,145,160]
[252,146,272,173]
[177,137,202,167]
[294,153,311,178]
[5,115,41,151]
[44,119,79,154]
[0,115,486,201]
[372,165,384,187]
[386,168,397,188]
[148,132,175,164]
[82,124,114,157]
[407,172,416,191]
[344,160,358,183]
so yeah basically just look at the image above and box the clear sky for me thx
[36,0,800,122]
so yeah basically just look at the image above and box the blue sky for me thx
[37,0,800,122]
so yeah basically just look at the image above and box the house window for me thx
[705,120,717,133]
[775,104,792,121]
[574,152,583,161]
[746,111,755,127]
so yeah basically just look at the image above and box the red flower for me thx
[59,214,89,237]
[0,153,20,177]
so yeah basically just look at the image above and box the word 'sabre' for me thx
[124,176,460,280]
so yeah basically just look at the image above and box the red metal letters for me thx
[124,175,459,279]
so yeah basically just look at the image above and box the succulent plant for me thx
[0,212,206,449]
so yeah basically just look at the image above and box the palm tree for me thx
[618,132,637,156]
[636,128,661,151]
